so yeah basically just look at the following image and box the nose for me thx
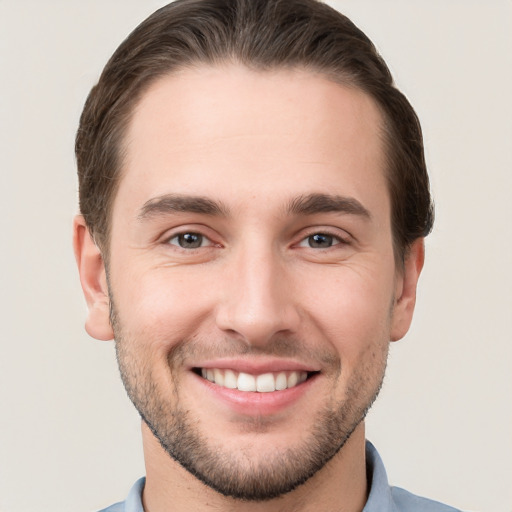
[215,244,301,347]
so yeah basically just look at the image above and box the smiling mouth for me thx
[195,368,317,392]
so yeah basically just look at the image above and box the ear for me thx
[390,238,425,342]
[73,215,114,341]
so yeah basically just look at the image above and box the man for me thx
[73,0,461,510]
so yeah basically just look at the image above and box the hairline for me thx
[93,60,407,270]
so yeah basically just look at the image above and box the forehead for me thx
[116,65,388,220]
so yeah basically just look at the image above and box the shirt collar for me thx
[124,476,145,512]
[363,440,397,512]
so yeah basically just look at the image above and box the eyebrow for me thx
[137,192,371,222]
[287,193,371,219]
[138,194,229,221]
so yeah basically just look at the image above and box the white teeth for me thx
[275,372,288,390]
[199,369,309,392]
[287,372,298,388]
[237,372,256,391]
[224,369,238,389]
[256,373,275,393]
[214,368,224,387]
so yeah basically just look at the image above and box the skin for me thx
[74,65,424,512]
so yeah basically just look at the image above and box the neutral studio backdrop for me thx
[1,1,511,511]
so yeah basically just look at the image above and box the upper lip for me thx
[189,357,321,374]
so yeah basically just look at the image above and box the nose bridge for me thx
[216,238,298,345]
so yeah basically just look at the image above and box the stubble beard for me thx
[111,303,388,502]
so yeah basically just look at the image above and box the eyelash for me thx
[166,232,216,250]
[296,231,350,249]
[164,229,350,251]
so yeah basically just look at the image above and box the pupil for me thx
[179,233,202,248]
[309,233,332,248]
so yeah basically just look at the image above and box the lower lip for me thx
[192,372,318,416]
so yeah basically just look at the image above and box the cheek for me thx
[112,268,214,352]
[305,266,395,360]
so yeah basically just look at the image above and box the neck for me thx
[141,422,368,512]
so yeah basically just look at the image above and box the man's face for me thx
[78,65,421,500]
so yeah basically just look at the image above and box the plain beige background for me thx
[1,1,511,511]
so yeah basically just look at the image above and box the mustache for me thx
[166,334,340,369]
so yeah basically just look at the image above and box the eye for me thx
[298,232,344,249]
[168,232,211,249]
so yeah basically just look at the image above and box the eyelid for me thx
[294,227,352,247]
[159,224,222,248]
[167,233,214,249]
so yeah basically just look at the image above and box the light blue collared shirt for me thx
[98,441,462,511]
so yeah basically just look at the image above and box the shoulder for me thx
[364,441,463,512]
[391,486,463,512]
[97,503,125,512]
[96,477,145,512]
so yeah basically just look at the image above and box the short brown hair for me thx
[76,0,434,263]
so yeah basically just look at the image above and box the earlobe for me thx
[73,215,114,341]
[390,238,425,342]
